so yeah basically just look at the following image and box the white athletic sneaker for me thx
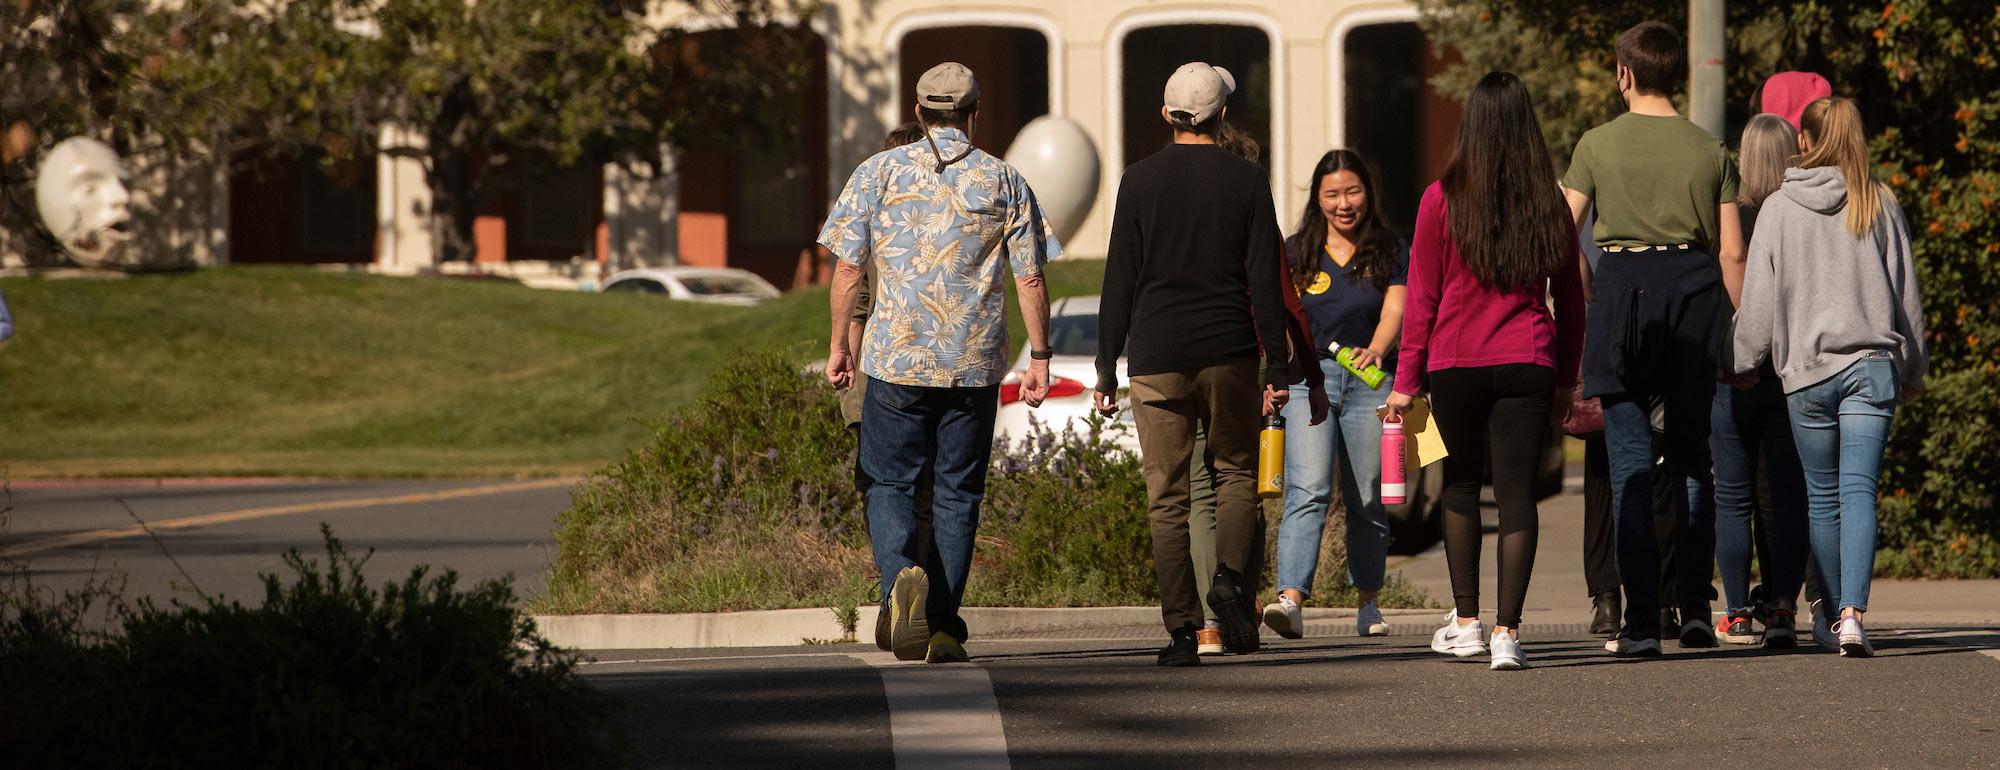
[1811,612,1840,652]
[1356,601,1390,637]
[1836,617,1874,658]
[1262,596,1303,639]
[1430,612,1487,657]
[1604,636,1662,656]
[1488,630,1526,670]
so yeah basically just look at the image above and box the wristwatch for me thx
[1030,349,1054,361]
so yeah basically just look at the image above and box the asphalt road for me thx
[1,478,569,608]
[588,630,2000,769]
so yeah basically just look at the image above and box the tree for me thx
[3,0,820,265]
[258,0,820,263]
[1417,0,2000,576]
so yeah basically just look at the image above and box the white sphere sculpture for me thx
[1005,116,1100,248]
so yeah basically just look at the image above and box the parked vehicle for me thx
[995,296,1141,452]
[600,267,781,305]
[991,296,1563,555]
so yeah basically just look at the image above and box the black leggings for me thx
[1428,364,1555,629]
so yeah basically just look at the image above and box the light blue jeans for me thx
[1276,357,1392,596]
[1786,356,1898,614]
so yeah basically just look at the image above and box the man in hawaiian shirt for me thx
[820,62,1061,664]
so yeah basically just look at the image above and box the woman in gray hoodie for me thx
[1731,97,1927,659]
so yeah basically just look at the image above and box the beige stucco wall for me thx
[811,0,1424,259]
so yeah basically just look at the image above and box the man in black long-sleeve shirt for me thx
[1093,62,1292,666]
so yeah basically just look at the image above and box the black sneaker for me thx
[1205,567,1261,654]
[1763,608,1799,649]
[1748,584,1772,624]
[1158,627,1201,667]
[1679,604,1719,648]
[1659,606,1680,638]
[1590,593,1621,637]
[874,604,892,652]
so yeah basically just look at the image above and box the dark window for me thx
[1047,314,1100,357]
[1121,25,1271,171]
[1343,22,1458,233]
[606,279,667,294]
[678,274,768,296]
[899,27,1050,158]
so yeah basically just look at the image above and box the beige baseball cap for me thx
[916,62,980,110]
[1163,62,1236,124]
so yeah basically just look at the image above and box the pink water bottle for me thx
[1381,414,1408,505]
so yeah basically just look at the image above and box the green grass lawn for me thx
[0,261,1106,478]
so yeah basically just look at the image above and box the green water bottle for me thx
[1334,345,1387,390]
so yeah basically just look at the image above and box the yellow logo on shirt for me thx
[1306,271,1332,295]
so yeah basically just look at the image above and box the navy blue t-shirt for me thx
[1295,239,1408,370]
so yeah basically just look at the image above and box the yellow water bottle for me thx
[1258,413,1285,499]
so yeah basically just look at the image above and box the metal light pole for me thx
[1689,0,1726,138]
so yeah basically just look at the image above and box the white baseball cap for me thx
[1163,62,1236,124]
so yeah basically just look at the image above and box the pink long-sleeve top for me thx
[1393,182,1586,396]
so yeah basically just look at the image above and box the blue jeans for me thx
[1711,378,1809,614]
[1604,381,1716,639]
[1786,357,1898,614]
[859,376,999,642]
[1276,357,1391,596]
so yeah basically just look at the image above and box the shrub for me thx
[544,347,1436,612]
[0,527,623,769]
[1876,369,2000,578]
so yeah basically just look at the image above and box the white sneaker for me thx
[1604,636,1662,656]
[1489,630,1526,670]
[1356,601,1390,637]
[1430,612,1486,657]
[1837,617,1874,658]
[1262,596,1303,639]
[1811,613,1840,652]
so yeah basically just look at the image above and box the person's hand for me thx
[1094,389,1120,417]
[1262,384,1289,417]
[1021,360,1051,408]
[1551,386,1574,428]
[827,347,854,390]
[1902,380,1926,401]
[1384,390,1415,420]
[1349,347,1386,371]
[1307,384,1331,426]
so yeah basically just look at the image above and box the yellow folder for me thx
[1378,397,1449,468]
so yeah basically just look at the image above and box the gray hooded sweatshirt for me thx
[1732,165,1927,393]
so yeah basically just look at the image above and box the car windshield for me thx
[679,275,768,296]
[606,279,666,294]
[1047,314,1099,357]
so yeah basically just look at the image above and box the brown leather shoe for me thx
[1196,626,1224,656]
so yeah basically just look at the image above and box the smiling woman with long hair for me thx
[1258,148,1408,642]
[1386,71,1585,671]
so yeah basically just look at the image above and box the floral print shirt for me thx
[818,128,1061,387]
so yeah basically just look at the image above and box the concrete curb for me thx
[534,605,1451,651]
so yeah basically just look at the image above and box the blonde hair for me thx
[1737,114,1799,208]
[1797,97,1880,238]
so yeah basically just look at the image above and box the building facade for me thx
[7,1,1459,288]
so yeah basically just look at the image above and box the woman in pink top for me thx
[1384,72,1586,671]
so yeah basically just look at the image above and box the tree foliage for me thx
[1,0,819,264]
[1419,0,2000,575]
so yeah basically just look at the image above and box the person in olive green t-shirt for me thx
[1564,113,1741,259]
[1560,20,1745,658]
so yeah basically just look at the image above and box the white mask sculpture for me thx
[35,137,134,268]
[1004,116,1100,246]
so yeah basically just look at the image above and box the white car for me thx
[995,295,1142,453]
[600,267,781,306]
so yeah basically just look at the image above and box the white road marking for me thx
[852,652,1011,770]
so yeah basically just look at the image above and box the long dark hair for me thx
[1285,149,1399,292]
[1439,72,1569,291]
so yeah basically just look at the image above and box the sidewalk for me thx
[535,488,2000,650]
[1387,486,2000,629]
